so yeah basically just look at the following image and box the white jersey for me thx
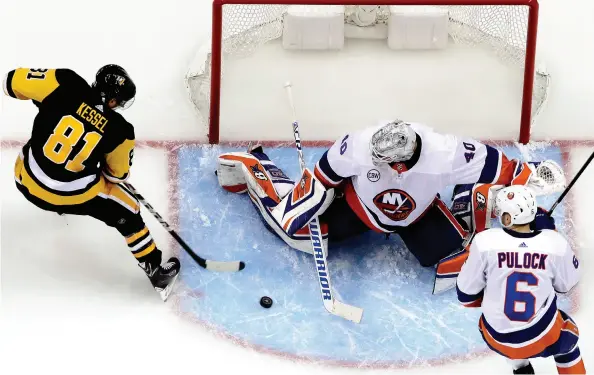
[314,123,514,232]
[457,228,580,359]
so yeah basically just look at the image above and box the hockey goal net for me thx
[186,0,548,144]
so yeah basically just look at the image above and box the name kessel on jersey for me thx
[76,102,108,133]
[498,251,548,270]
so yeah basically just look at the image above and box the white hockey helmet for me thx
[494,185,537,228]
[370,120,417,165]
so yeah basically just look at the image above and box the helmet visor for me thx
[117,97,135,110]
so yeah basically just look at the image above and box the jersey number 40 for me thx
[43,115,102,172]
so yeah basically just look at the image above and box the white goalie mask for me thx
[494,185,537,228]
[370,120,417,165]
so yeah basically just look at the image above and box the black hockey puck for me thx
[260,296,273,308]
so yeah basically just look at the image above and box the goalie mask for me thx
[494,185,537,228]
[370,120,417,165]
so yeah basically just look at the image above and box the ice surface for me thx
[171,143,573,367]
[1,0,594,373]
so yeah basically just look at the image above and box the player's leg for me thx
[319,192,371,243]
[78,182,180,294]
[396,198,468,267]
[450,183,503,233]
[555,346,585,375]
[217,147,333,254]
[551,311,585,375]
[15,177,179,296]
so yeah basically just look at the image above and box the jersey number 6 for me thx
[42,115,102,172]
[504,272,538,322]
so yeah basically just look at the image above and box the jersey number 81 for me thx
[43,115,102,172]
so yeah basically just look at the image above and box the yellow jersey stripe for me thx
[126,227,149,245]
[134,242,156,259]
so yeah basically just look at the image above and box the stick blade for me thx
[205,260,245,272]
[327,300,363,323]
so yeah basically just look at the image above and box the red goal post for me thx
[200,0,541,144]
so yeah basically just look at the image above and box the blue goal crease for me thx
[175,144,571,365]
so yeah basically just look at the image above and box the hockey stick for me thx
[123,182,245,272]
[284,82,363,324]
[548,150,594,215]
[433,153,594,294]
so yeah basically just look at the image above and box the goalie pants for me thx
[14,179,162,267]
[323,195,466,267]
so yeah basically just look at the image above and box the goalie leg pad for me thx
[271,168,335,236]
[452,183,504,233]
[217,153,250,194]
[217,152,293,207]
[218,152,330,254]
[434,247,470,294]
[472,183,505,233]
[249,150,295,198]
[451,184,473,231]
[247,187,330,254]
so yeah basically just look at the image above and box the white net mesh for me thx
[186,3,549,142]
[532,160,567,195]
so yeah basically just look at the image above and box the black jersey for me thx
[5,68,135,205]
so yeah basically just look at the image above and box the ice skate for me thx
[513,362,534,374]
[140,257,181,301]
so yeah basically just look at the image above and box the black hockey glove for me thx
[531,207,556,231]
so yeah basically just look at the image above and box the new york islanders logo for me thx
[373,189,416,221]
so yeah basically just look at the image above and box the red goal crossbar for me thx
[208,0,539,144]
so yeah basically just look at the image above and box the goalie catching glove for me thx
[436,159,565,294]
[450,159,566,233]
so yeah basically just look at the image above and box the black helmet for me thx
[92,64,136,109]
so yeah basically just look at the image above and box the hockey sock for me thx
[555,346,585,374]
[125,226,162,267]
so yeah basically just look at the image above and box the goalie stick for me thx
[283,82,363,324]
[123,182,245,272]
